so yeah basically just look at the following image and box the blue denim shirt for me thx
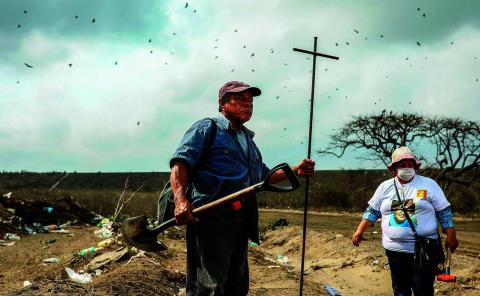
[170,112,270,207]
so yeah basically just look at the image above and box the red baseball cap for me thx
[218,81,261,99]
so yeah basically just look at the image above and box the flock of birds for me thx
[12,3,479,133]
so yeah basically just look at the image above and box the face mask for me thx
[397,168,415,181]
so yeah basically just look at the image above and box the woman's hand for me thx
[352,219,373,247]
[445,228,459,253]
[352,230,364,247]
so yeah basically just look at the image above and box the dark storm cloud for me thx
[0,0,167,47]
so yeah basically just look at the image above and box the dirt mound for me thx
[7,260,184,296]
[260,225,383,272]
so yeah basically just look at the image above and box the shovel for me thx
[121,163,300,252]
[437,249,456,282]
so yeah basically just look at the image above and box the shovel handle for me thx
[153,163,300,233]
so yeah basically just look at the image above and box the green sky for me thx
[1,0,479,172]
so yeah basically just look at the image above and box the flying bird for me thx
[115,61,118,65]
[24,63,33,68]
[92,18,95,23]
[380,34,384,38]
[185,2,188,8]
[346,42,350,45]
[24,10,27,14]
[17,24,21,28]
[251,69,255,72]
[214,56,218,59]
[17,81,20,84]
[173,32,176,36]
[417,7,421,11]
[231,68,235,72]
[422,13,426,17]
[150,50,153,54]
[270,49,274,54]
[243,45,246,48]
[250,53,254,57]
[417,41,421,46]
[364,37,368,40]
[215,38,219,42]
[148,38,151,43]
[137,121,140,126]
[335,42,338,46]
[234,29,238,32]
[68,63,72,67]
[276,95,280,99]
[193,9,196,13]
[354,29,359,34]
[75,15,78,19]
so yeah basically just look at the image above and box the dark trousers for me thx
[186,207,249,296]
[385,249,435,296]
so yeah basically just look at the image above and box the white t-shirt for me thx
[368,175,450,253]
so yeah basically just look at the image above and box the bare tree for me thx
[318,111,480,188]
[423,117,480,189]
[318,110,428,166]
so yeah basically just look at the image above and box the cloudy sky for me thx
[1,0,479,172]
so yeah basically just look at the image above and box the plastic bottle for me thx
[78,247,97,257]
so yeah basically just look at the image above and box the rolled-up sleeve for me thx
[169,119,212,170]
[436,206,455,229]
[362,206,382,224]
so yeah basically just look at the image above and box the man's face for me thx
[221,91,254,124]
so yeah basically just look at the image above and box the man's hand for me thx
[445,228,459,253]
[294,158,315,177]
[174,195,198,225]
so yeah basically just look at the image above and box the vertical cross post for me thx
[293,37,339,296]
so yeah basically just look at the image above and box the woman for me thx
[352,146,458,296]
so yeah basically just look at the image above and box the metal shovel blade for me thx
[121,215,167,252]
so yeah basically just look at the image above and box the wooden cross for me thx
[293,37,339,296]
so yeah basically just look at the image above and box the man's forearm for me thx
[170,162,190,202]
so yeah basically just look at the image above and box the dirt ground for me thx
[1,215,479,295]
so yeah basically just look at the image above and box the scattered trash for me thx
[273,218,288,227]
[78,247,98,257]
[44,238,56,244]
[4,233,20,241]
[65,267,92,284]
[23,281,32,287]
[325,284,342,296]
[248,241,258,247]
[86,247,128,271]
[372,231,378,234]
[2,192,12,198]
[43,257,60,264]
[372,259,380,266]
[277,255,290,265]
[334,234,344,239]
[0,240,15,246]
[95,228,113,238]
[267,265,280,269]
[94,269,102,276]
[98,238,115,248]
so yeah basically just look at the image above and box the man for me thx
[169,81,315,296]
